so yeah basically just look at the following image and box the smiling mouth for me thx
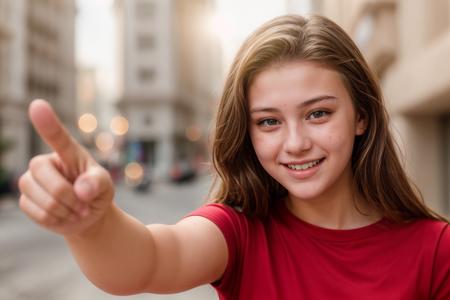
[286,158,325,171]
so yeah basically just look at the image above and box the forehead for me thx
[248,60,352,107]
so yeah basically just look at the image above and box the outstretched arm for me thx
[18,99,227,295]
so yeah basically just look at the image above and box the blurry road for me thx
[0,176,217,300]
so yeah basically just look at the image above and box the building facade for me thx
[289,0,450,215]
[0,0,76,177]
[115,0,221,179]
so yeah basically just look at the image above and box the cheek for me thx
[250,133,277,161]
[325,134,354,153]
[321,123,356,154]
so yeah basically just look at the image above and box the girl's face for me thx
[248,60,365,203]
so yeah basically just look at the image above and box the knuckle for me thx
[29,154,54,173]
[50,184,68,200]
[29,155,45,171]
[41,211,59,225]
[39,212,54,224]
[17,173,28,191]
[46,198,60,211]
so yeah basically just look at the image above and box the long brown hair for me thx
[211,14,447,223]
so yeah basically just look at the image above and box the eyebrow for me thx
[249,95,337,114]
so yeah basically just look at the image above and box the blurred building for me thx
[0,0,76,176]
[76,66,98,146]
[289,0,450,215]
[77,67,97,114]
[77,65,124,172]
[114,0,222,179]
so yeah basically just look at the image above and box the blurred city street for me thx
[0,176,217,300]
[0,0,449,299]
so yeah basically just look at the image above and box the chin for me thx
[284,185,326,201]
[288,192,322,202]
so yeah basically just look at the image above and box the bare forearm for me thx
[20,100,226,296]
[64,203,156,295]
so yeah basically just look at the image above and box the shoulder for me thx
[389,218,448,241]
[413,219,449,241]
[185,203,254,290]
[403,219,449,299]
[414,219,450,262]
[188,203,244,216]
[187,203,248,229]
[185,203,251,248]
[382,219,448,262]
[376,219,449,298]
[420,219,450,261]
[433,220,450,257]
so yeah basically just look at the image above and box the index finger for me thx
[28,99,84,168]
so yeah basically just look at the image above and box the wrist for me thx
[64,202,118,241]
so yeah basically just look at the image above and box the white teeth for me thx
[287,159,321,170]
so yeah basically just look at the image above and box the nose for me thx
[283,123,312,154]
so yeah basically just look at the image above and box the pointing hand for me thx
[18,99,115,235]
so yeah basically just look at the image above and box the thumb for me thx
[74,166,114,202]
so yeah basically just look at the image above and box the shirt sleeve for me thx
[186,203,246,290]
[431,223,450,300]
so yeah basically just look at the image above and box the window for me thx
[0,43,6,96]
[137,34,155,50]
[354,14,375,52]
[138,68,156,82]
[136,0,155,19]
[144,115,152,126]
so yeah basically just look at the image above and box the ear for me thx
[355,113,367,136]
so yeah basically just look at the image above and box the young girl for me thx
[19,15,449,299]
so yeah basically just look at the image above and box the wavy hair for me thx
[211,14,447,222]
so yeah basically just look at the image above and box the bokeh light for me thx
[95,132,114,152]
[185,125,202,142]
[110,116,129,135]
[124,161,144,186]
[78,113,98,133]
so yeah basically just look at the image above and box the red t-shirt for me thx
[188,202,450,300]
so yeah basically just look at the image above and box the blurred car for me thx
[0,168,15,197]
[134,176,151,193]
[169,160,197,183]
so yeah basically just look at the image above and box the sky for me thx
[76,0,116,100]
[212,0,287,64]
